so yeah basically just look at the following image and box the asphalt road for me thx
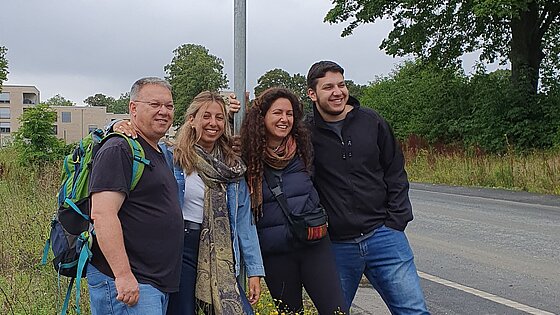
[351,183,560,315]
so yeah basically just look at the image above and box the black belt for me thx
[184,220,202,231]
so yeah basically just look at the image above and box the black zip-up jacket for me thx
[306,96,413,241]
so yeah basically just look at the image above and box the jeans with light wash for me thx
[331,225,430,314]
[87,264,170,315]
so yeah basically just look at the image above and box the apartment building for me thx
[0,85,133,146]
[52,106,130,143]
[0,85,40,146]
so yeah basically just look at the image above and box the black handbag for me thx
[264,167,328,244]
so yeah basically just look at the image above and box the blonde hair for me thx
[173,91,236,174]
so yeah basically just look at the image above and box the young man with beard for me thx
[87,77,183,314]
[306,61,430,314]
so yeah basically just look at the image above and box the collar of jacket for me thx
[308,95,361,128]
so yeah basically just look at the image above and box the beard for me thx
[315,97,347,116]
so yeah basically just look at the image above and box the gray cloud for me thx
[2,0,401,104]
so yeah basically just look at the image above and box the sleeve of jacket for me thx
[378,118,413,231]
[236,178,266,277]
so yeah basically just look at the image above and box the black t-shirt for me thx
[88,136,183,293]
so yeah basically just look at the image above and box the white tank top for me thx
[182,170,205,223]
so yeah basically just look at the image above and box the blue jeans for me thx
[87,264,170,315]
[167,226,254,315]
[167,227,200,315]
[331,225,430,314]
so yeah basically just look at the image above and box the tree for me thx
[110,92,130,114]
[13,103,65,165]
[0,46,8,90]
[361,61,468,143]
[345,80,367,101]
[84,93,116,107]
[254,69,309,112]
[44,94,74,106]
[324,1,560,95]
[83,93,128,114]
[254,69,308,102]
[164,44,229,125]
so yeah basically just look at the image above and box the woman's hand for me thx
[113,120,137,138]
[247,276,261,305]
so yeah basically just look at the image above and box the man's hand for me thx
[228,93,241,118]
[247,276,261,305]
[115,271,140,306]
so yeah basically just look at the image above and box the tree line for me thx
[1,0,559,158]
[4,43,560,165]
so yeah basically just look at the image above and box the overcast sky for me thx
[3,0,407,104]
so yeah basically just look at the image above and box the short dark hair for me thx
[306,61,344,90]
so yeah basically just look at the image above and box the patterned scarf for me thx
[194,145,247,314]
[249,135,297,217]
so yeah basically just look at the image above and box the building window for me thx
[61,112,71,123]
[0,122,10,133]
[0,108,10,119]
[53,125,58,135]
[88,125,98,133]
[0,92,9,104]
[23,93,37,105]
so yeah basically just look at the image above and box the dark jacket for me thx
[306,96,413,241]
[257,156,320,254]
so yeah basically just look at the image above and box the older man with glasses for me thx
[86,77,183,315]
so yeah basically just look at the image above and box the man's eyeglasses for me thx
[134,100,174,111]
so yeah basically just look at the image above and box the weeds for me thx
[403,145,560,195]
[1,143,558,314]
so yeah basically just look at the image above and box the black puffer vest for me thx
[256,156,320,254]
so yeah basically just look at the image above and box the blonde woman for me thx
[113,91,264,315]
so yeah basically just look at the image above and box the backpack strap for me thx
[102,132,151,191]
[126,136,151,190]
[60,277,74,315]
[73,231,92,315]
[56,231,92,315]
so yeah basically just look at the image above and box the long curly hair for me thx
[173,91,237,174]
[241,88,313,214]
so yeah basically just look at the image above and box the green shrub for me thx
[361,61,560,153]
[362,61,468,143]
[13,103,67,166]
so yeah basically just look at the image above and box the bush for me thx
[13,104,67,165]
[361,61,468,144]
[361,61,560,153]
[464,70,560,152]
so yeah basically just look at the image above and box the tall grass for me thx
[1,144,558,314]
[404,144,560,195]
[0,147,91,314]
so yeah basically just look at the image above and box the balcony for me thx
[23,93,38,105]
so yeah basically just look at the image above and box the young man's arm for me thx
[378,119,413,231]
[91,191,139,306]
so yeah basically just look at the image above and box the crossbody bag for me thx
[263,167,328,244]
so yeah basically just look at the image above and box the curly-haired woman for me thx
[240,87,347,314]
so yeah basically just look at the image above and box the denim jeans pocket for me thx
[87,265,114,315]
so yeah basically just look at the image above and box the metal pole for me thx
[233,0,246,135]
[233,0,248,290]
